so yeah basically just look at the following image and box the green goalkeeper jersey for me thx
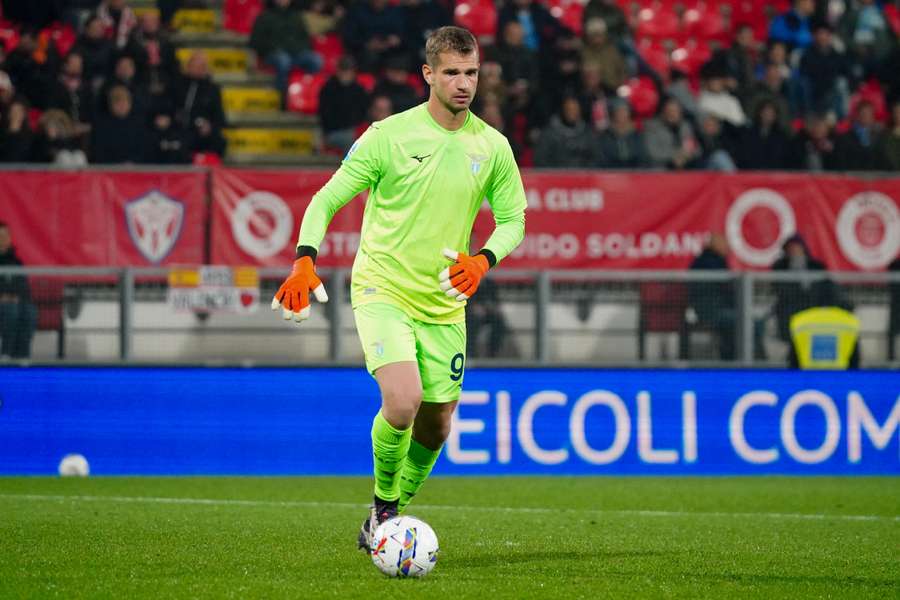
[297,103,527,324]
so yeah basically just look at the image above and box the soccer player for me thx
[271,26,526,550]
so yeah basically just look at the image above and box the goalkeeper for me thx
[271,26,526,551]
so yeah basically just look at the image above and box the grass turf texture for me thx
[0,477,897,599]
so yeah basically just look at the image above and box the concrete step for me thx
[176,47,252,74]
[224,154,341,167]
[213,71,275,87]
[224,127,316,156]
[222,86,280,113]
[227,111,317,128]
[172,30,248,47]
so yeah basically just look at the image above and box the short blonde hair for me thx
[425,26,478,67]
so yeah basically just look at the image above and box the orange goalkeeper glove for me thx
[271,256,329,323]
[439,248,490,302]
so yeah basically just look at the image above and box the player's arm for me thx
[440,139,526,301]
[273,126,385,323]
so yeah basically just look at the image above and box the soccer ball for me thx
[370,516,439,578]
[58,453,90,477]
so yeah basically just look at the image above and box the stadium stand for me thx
[0,0,897,169]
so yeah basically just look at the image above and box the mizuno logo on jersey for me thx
[411,154,431,163]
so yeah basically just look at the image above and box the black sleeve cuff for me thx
[296,245,318,262]
[477,249,497,268]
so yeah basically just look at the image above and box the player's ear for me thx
[422,63,433,86]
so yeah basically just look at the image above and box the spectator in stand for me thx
[838,0,894,75]
[172,51,226,157]
[47,52,94,134]
[31,110,88,166]
[789,113,840,171]
[0,221,37,359]
[666,69,700,119]
[368,94,393,123]
[487,21,540,94]
[744,62,792,131]
[835,99,884,171]
[771,234,840,343]
[711,23,759,97]
[372,55,419,113]
[688,233,737,361]
[768,0,815,50]
[540,31,582,116]
[533,95,603,168]
[497,0,566,54]
[577,63,610,130]
[341,0,406,73]
[878,100,900,171]
[0,98,34,162]
[72,15,115,90]
[148,102,191,164]
[96,0,138,50]
[98,53,149,119]
[798,20,850,118]
[582,0,629,45]
[580,18,626,94]
[318,55,368,152]
[250,0,322,104]
[157,0,184,31]
[598,101,646,169]
[3,27,58,109]
[475,61,506,108]
[696,112,738,171]
[737,99,791,170]
[132,12,179,103]
[698,63,747,127]
[402,0,452,66]
[643,96,701,170]
[303,0,346,36]
[91,85,149,163]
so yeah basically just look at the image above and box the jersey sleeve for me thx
[297,125,386,250]
[481,138,527,264]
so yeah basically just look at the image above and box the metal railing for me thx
[2,266,899,368]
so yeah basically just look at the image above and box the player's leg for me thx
[353,303,421,549]
[397,318,466,513]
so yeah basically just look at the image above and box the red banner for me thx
[0,170,207,266]
[211,169,900,272]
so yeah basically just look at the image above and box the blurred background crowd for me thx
[0,0,898,169]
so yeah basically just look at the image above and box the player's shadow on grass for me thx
[462,549,668,568]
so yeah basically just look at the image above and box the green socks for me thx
[398,439,442,513]
[371,411,411,502]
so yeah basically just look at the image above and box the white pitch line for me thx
[0,493,897,523]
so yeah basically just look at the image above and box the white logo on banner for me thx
[231,191,293,259]
[125,190,184,264]
[836,192,900,270]
[726,189,796,266]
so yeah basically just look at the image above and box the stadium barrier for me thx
[2,266,900,366]
[1,367,897,475]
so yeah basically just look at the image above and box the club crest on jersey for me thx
[125,190,184,264]
[468,153,488,175]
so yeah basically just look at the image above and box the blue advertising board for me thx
[0,368,897,475]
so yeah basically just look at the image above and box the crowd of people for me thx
[0,0,226,165]
[1,0,899,167]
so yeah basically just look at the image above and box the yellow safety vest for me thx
[789,307,860,370]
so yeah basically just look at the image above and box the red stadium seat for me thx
[287,72,328,114]
[312,33,343,75]
[884,4,900,36]
[638,282,689,361]
[670,39,712,78]
[849,79,888,123]
[0,19,19,53]
[44,22,76,57]
[547,0,585,36]
[637,39,671,81]
[683,6,730,42]
[192,152,222,166]
[636,6,681,40]
[454,0,497,43]
[618,76,659,119]
[223,0,263,35]
[356,72,376,92]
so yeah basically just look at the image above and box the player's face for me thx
[426,51,479,114]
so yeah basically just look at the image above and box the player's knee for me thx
[381,388,422,429]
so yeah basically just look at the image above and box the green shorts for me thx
[353,302,466,403]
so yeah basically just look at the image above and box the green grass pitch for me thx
[1,476,897,599]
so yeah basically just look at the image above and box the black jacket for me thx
[90,113,150,163]
[317,77,369,133]
[688,248,734,323]
[0,246,31,302]
[771,238,840,341]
